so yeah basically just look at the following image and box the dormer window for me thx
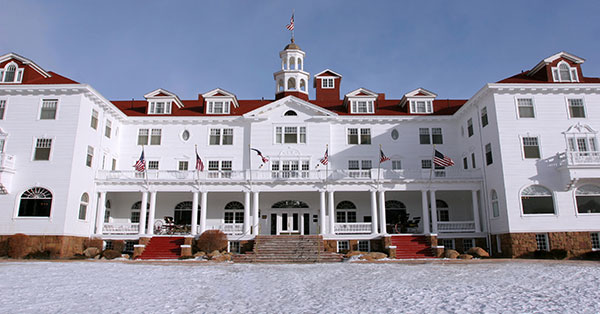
[322,78,334,89]
[207,101,230,114]
[148,101,172,114]
[350,100,374,114]
[410,100,433,114]
[552,61,579,82]
[0,62,24,83]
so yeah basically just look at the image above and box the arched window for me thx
[284,110,297,116]
[289,58,295,70]
[385,200,407,226]
[131,201,150,223]
[78,193,89,220]
[272,200,309,208]
[299,79,306,91]
[278,79,284,92]
[336,201,356,223]
[18,187,52,217]
[491,190,499,218]
[287,78,296,91]
[521,185,555,214]
[436,200,449,221]
[576,185,600,214]
[297,58,302,70]
[175,201,198,225]
[4,64,16,82]
[224,201,244,224]
[559,63,571,82]
[553,61,578,82]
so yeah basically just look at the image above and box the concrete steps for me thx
[233,235,343,263]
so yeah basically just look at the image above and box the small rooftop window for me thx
[284,110,297,116]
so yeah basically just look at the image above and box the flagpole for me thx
[194,144,199,185]
[248,144,252,184]
[378,144,383,190]
[142,145,149,188]
[292,9,295,42]
[325,144,329,189]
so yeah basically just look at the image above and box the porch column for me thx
[472,190,481,232]
[252,191,259,235]
[328,191,335,235]
[191,191,199,235]
[147,191,157,234]
[430,190,438,234]
[421,190,430,234]
[378,190,386,234]
[95,192,107,234]
[319,191,326,235]
[370,190,378,234]
[243,191,251,235]
[199,191,207,234]
[138,191,148,235]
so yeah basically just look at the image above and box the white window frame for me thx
[350,100,375,114]
[147,160,160,170]
[481,106,488,127]
[535,233,549,251]
[78,193,89,221]
[90,109,98,129]
[566,98,586,119]
[33,137,53,161]
[520,185,557,216]
[150,129,162,145]
[1,62,24,83]
[178,160,189,171]
[321,77,335,89]
[337,240,350,253]
[0,99,6,120]
[273,125,306,144]
[409,99,433,114]
[516,97,536,119]
[208,160,233,178]
[391,160,402,170]
[39,99,58,120]
[147,101,172,115]
[521,135,541,159]
[551,61,579,82]
[137,129,149,145]
[207,100,231,114]
[358,240,370,252]
[462,239,475,251]
[491,189,500,218]
[86,146,94,167]
[104,120,112,138]
[441,239,455,250]
[209,128,234,145]
[467,118,474,137]
[347,128,371,145]
[591,233,600,250]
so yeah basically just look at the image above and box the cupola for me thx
[273,38,310,101]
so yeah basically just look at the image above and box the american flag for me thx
[134,150,145,172]
[195,149,204,172]
[379,147,390,163]
[286,14,294,31]
[320,148,329,165]
[433,149,454,167]
[251,148,269,163]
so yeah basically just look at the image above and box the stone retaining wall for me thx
[497,232,595,258]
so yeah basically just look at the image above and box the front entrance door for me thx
[280,212,300,234]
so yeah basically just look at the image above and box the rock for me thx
[83,247,100,258]
[467,247,490,258]
[194,251,206,258]
[94,255,101,260]
[121,254,130,259]
[211,254,231,262]
[366,252,387,260]
[359,255,374,261]
[444,249,460,259]
[207,250,221,259]
[458,254,473,260]
[102,249,121,260]
[344,251,363,258]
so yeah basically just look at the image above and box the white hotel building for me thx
[1,41,599,258]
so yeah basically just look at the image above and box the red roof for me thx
[497,70,600,83]
[0,57,79,85]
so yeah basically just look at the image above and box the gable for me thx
[243,96,337,118]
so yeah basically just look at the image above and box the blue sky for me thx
[1,0,599,101]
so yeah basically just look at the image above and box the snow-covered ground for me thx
[1,260,599,313]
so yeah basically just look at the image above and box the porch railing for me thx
[0,153,15,170]
[437,221,476,233]
[557,151,600,167]
[334,222,372,234]
[201,223,244,235]
[103,223,140,234]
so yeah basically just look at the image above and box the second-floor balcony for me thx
[96,168,482,184]
[558,151,600,167]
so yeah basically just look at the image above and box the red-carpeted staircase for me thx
[137,237,183,260]
[390,235,435,259]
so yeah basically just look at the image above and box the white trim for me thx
[565,96,587,119]
[515,96,536,119]
[519,134,542,160]
[13,185,55,220]
[0,53,51,78]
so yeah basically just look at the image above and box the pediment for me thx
[144,88,184,108]
[202,88,238,108]
[243,96,337,118]
[400,88,437,107]
[564,123,597,134]
[0,53,51,78]
[345,88,378,98]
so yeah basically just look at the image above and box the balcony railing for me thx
[437,221,476,233]
[334,222,372,234]
[0,153,15,170]
[103,223,140,235]
[201,223,244,235]
[558,151,600,167]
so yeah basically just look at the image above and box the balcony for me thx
[334,222,372,234]
[103,223,140,235]
[436,221,476,233]
[557,151,600,189]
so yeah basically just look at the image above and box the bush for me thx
[196,230,227,253]
[102,249,122,260]
[581,251,600,260]
[84,237,104,251]
[0,239,8,257]
[8,233,29,259]
[533,249,568,260]
[113,240,125,253]
[25,250,53,260]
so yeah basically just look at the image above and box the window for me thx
[467,119,474,137]
[284,110,297,116]
[137,129,149,145]
[432,128,443,144]
[522,137,540,159]
[536,234,549,251]
[391,129,399,140]
[34,138,52,160]
[463,239,475,251]
[40,99,58,120]
[178,161,189,171]
[517,98,535,118]
[337,240,349,253]
[18,187,52,217]
[336,201,357,223]
[112,159,117,171]
[148,161,159,170]
[0,138,5,153]
[346,128,370,145]
[224,201,244,223]
[409,100,433,114]
[78,193,89,220]
[481,107,488,127]
[130,201,150,224]
[207,101,230,114]
[392,160,402,170]
[271,160,310,178]
[150,129,161,145]
[229,241,241,253]
[419,128,430,144]
[521,185,555,214]
[275,126,306,144]
[104,200,111,223]
[90,109,99,129]
[471,153,476,168]
[350,100,374,114]
[575,185,600,214]
[0,100,6,120]
[436,200,450,222]
[421,159,432,169]
[568,99,586,118]
[181,130,190,141]
[208,160,232,178]
[491,190,499,218]
[322,78,334,88]
[552,62,579,82]
[591,233,600,250]
[104,120,112,138]
[174,201,196,225]
[348,160,372,178]
[441,239,455,250]
[210,128,234,145]
[1,62,23,83]
[148,101,172,114]
[463,157,468,170]
[485,144,493,165]
[358,240,370,252]
[86,146,94,167]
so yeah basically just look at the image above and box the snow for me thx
[1,260,600,313]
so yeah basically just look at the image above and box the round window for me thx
[391,129,399,140]
[182,130,190,141]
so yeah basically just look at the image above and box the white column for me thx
[138,191,148,235]
[191,191,199,235]
[472,190,481,232]
[147,191,157,234]
[252,191,259,235]
[430,190,438,234]
[95,192,107,234]
[199,191,207,234]
[370,190,378,234]
[328,191,335,235]
[319,191,326,235]
[378,190,386,234]
[421,190,430,234]
[243,191,251,235]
